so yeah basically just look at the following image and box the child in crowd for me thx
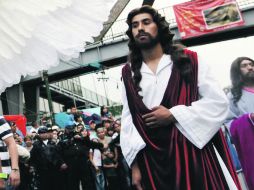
[24,135,33,152]
[101,105,113,121]
[102,119,112,136]
[103,150,119,190]
[107,127,115,137]
[97,125,111,147]
[88,120,97,140]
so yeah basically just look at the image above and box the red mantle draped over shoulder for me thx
[122,50,241,190]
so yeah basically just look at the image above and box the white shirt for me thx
[43,139,48,145]
[120,54,237,189]
[30,126,41,134]
[89,130,98,140]
[90,149,102,166]
[225,90,254,129]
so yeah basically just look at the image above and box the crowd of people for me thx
[8,106,131,190]
[7,53,254,190]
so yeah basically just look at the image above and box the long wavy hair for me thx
[126,5,192,93]
[100,105,108,117]
[230,56,254,103]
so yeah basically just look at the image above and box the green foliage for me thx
[108,104,123,117]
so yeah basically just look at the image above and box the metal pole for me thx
[42,71,55,125]
[101,71,110,106]
[72,82,77,108]
[92,74,100,105]
[102,79,109,106]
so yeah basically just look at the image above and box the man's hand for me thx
[132,161,143,190]
[9,170,20,187]
[60,163,68,171]
[103,143,108,149]
[142,105,175,128]
[95,166,99,171]
[74,134,81,139]
[251,113,254,120]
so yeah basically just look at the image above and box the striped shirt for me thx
[0,116,12,174]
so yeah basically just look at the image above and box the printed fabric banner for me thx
[173,0,245,39]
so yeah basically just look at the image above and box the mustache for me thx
[135,31,151,38]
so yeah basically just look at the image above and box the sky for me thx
[80,0,254,104]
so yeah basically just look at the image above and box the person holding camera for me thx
[58,124,106,190]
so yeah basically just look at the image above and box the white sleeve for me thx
[120,81,146,167]
[224,93,239,130]
[17,144,30,159]
[170,55,229,149]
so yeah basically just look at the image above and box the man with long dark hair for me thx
[120,5,241,190]
[225,57,254,189]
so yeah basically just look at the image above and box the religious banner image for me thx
[173,0,245,39]
[203,2,243,29]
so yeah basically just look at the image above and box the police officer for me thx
[30,127,67,190]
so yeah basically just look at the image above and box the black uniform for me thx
[58,134,104,190]
[30,138,65,190]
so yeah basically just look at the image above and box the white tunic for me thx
[225,90,254,129]
[120,54,238,189]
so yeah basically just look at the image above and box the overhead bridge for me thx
[3,0,254,121]
[23,0,254,85]
[40,84,119,109]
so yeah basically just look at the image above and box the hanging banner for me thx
[4,115,27,136]
[173,0,245,39]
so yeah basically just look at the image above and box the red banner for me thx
[173,0,245,39]
[4,115,27,136]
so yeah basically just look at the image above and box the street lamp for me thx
[97,70,110,106]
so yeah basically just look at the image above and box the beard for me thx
[242,71,254,83]
[134,32,160,50]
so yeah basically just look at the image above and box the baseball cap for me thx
[38,127,48,134]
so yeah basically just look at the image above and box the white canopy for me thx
[0,0,116,93]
